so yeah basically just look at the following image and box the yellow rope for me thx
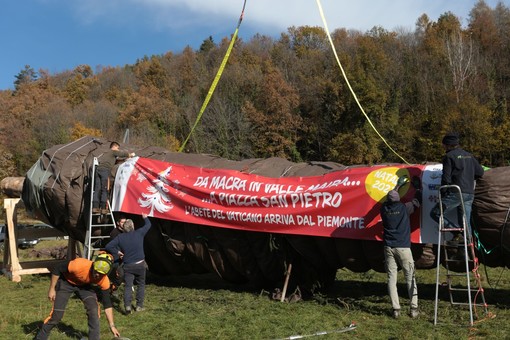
[179,1,247,152]
[315,0,410,165]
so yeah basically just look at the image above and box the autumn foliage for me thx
[1,1,509,177]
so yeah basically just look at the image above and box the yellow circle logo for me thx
[365,167,410,202]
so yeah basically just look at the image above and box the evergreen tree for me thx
[14,65,38,91]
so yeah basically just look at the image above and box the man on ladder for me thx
[430,132,484,244]
[92,141,135,214]
[432,132,487,326]
[86,142,135,260]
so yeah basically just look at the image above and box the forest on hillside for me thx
[1,0,509,180]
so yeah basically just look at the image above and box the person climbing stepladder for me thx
[93,141,135,214]
[430,132,484,244]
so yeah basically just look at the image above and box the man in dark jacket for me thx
[35,254,121,339]
[110,215,127,241]
[93,141,135,214]
[430,132,484,243]
[106,213,152,314]
[381,177,420,319]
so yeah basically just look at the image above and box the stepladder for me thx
[433,185,488,326]
[84,157,117,260]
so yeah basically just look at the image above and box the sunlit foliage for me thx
[1,1,509,176]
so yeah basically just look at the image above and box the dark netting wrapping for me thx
[472,167,510,268]
[20,136,510,294]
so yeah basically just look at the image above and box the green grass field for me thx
[1,240,510,339]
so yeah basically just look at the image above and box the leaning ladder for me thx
[433,185,488,326]
[84,157,117,260]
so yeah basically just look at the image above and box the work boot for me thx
[447,233,464,247]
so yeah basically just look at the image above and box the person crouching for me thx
[35,253,121,339]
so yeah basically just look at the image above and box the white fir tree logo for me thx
[138,166,174,215]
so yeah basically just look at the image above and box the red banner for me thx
[112,158,439,243]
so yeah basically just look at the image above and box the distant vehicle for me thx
[33,223,51,228]
[0,224,40,250]
[32,223,68,240]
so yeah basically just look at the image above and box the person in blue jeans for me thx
[430,133,484,243]
[106,213,152,314]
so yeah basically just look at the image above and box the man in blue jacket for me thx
[106,213,152,314]
[381,177,420,319]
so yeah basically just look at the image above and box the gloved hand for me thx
[414,189,422,204]
[411,176,421,190]
[397,175,409,187]
[411,198,420,208]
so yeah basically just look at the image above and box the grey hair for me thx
[123,219,135,232]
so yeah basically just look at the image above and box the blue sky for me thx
[1,0,506,90]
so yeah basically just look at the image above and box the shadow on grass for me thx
[147,272,260,293]
[145,268,510,316]
[330,279,510,301]
[23,320,86,339]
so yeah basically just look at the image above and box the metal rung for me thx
[449,287,475,292]
[444,242,474,247]
[439,227,464,232]
[446,273,471,277]
[444,261,474,265]
[451,302,488,307]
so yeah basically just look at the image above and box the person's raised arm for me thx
[139,213,152,233]
[394,175,409,192]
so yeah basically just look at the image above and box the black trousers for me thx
[35,279,101,340]
[93,167,110,209]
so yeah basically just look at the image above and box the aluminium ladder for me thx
[84,157,117,260]
[433,185,488,326]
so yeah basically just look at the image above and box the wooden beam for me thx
[2,198,77,282]
[3,198,22,281]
